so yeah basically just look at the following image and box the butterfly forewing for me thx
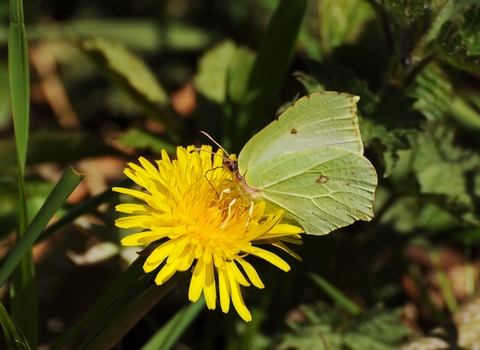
[237,92,363,175]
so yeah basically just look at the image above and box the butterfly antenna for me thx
[198,131,231,157]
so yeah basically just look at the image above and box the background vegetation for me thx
[1,0,480,349]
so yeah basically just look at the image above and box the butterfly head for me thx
[222,157,239,174]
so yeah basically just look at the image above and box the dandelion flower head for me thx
[113,145,303,322]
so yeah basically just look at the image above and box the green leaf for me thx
[0,62,10,129]
[0,302,30,350]
[278,303,412,350]
[194,40,239,104]
[193,40,255,147]
[8,0,35,346]
[408,63,453,121]
[460,5,480,55]
[412,122,480,225]
[435,20,480,72]
[361,87,424,176]
[79,37,184,139]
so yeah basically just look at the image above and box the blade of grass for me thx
[309,272,362,315]
[38,177,132,242]
[140,295,204,350]
[408,265,447,326]
[77,268,155,349]
[0,167,84,288]
[9,0,35,346]
[48,255,147,350]
[430,250,458,313]
[233,0,307,150]
[0,302,30,350]
[82,271,189,350]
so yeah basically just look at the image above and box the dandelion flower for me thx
[113,145,303,322]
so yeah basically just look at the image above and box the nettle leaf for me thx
[408,63,454,121]
[300,59,377,111]
[380,0,432,22]
[278,303,412,350]
[362,87,425,175]
[435,19,480,72]
[412,122,480,226]
[460,5,480,55]
[296,62,425,175]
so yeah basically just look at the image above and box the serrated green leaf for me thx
[278,303,412,350]
[79,37,183,139]
[408,63,453,121]
[460,5,480,55]
[358,86,424,175]
[301,59,377,111]
[436,20,480,72]
[412,122,480,225]
[380,0,433,22]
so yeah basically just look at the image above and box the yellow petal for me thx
[218,267,230,313]
[144,241,175,272]
[113,187,149,201]
[227,261,250,287]
[204,260,216,310]
[237,258,264,289]
[121,231,162,246]
[249,247,290,272]
[227,264,252,322]
[189,259,205,303]
[155,262,177,285]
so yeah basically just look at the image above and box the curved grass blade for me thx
[8,0,34,346]
[0,302,30,350]
[81,271,189,350]
[310,272,362,315]
[48,255,147,350]
[0,167,84,288]
[140,297,204,350]
[38,177,132,242]
[234,0,307,150]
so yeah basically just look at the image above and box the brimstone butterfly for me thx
[219,92,377,235]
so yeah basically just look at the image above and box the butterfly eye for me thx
[223,159,239,173]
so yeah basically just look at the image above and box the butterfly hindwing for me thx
[244,148,377,235]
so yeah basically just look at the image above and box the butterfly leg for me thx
[244,201,254,228]
[221,197,237,229]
